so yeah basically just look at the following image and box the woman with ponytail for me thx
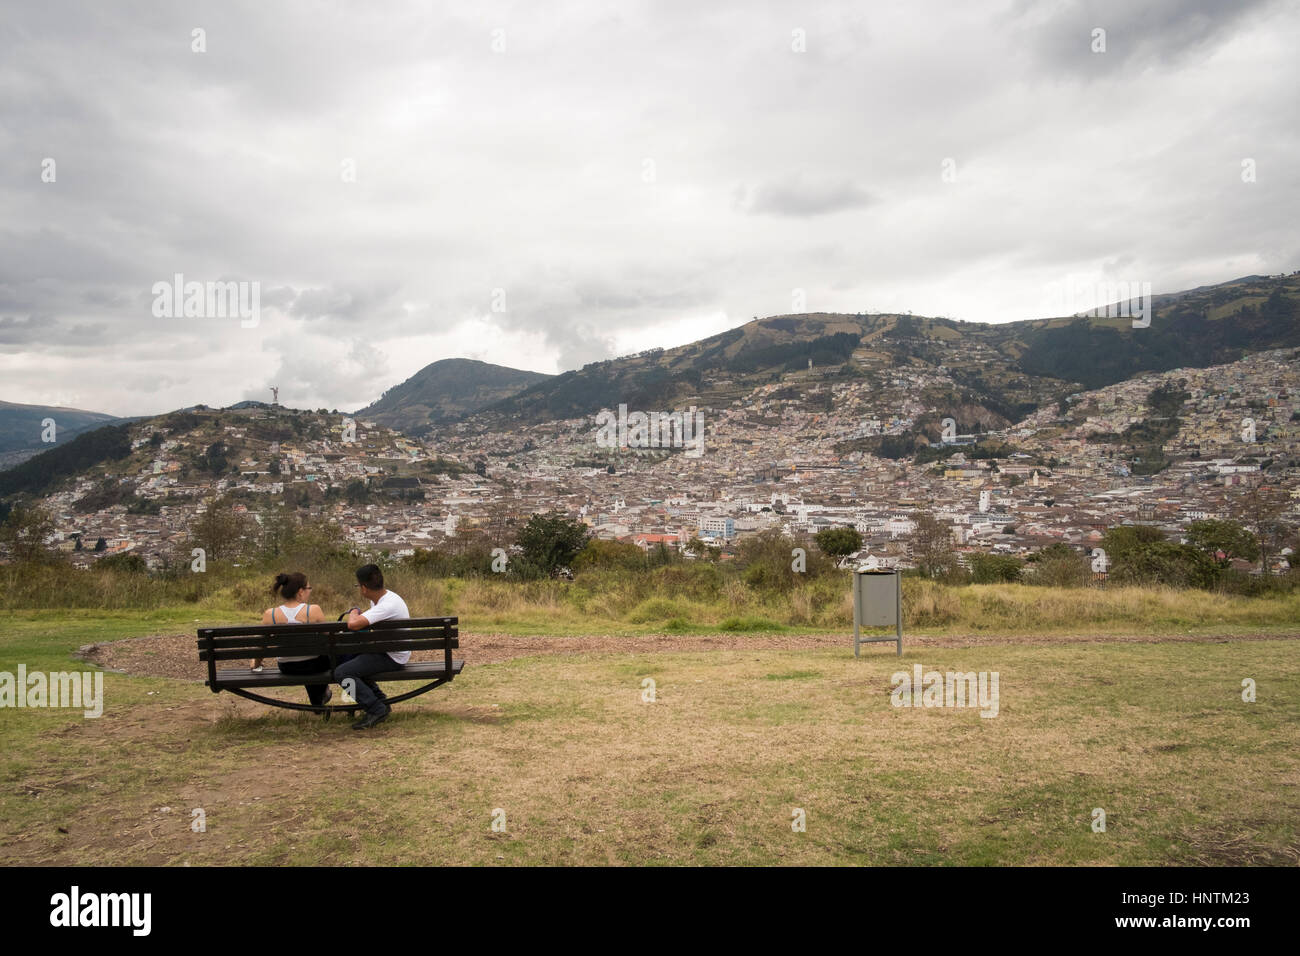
[258,571,332,712]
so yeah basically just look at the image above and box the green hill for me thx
[472,273,1300,425]
[356,358,552,436]
[0,400,122,470]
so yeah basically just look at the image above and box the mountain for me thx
[0,400,123,471]
[467,273,1300,428]
[356,358,552,436]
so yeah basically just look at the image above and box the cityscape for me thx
[32,341,1300,576]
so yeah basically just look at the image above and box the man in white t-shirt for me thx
[336,564,410,730]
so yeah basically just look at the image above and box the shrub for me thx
[93,552,148,575]
[719,616,781,632]
[968,553,1023,584]
[1026,544,1091,588]
[573,538,647,572]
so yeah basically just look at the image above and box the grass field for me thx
[1,609,1297,865]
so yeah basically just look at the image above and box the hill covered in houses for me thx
[0,274,1297,583]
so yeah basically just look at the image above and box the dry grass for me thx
[5,561,1297,640]
[2,610,1296,866]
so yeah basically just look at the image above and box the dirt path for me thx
[80,628,1300,682]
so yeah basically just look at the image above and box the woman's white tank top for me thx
[273,603,316,663]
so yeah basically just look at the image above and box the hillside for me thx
[0,400,122,470]
[356,358,552,436]
[0,403,454,505]
[469,273,1300,428]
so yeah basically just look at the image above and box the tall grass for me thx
[2,560,1297,635]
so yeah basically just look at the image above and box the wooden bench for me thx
[197,616,462,714]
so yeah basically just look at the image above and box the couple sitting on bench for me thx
[254,563,408,730]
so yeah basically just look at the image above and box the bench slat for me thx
[192,632,457,655]
[196,628,456,649]
[197,617,456,638]
[198,637,457,659]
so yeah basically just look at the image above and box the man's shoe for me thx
[352,706,390,730]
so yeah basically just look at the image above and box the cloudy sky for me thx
[2,0,1297,417]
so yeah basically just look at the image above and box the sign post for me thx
[853,568,902,657]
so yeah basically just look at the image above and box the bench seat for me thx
[211,659,465,689]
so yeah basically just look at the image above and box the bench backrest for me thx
[197,617,458,686]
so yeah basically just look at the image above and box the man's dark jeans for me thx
[334,653,401,715]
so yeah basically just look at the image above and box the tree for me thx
[259,507,346,564]
[683,536,722,561]
[647,541,676,569]
[1185,520,1259,564]
[1099,525,1165,562]
[1108,541,1219,589]
[814,526,862,557]
[203,441,230,475]
[479,498,521,545]
[0,503,59,564]
[737,530,831,590]
[1256,519,1294,573]
[1228,478,1291,572]
[1102,525,1219,589]
[515,512,590,578]
[188,496,253,562]
[94,537,107,553]
[910,511,955,578]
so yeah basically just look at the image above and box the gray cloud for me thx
[0,0,1295,415]
[1013,0,1279,76]
[735,176,875,218]
[0,316,47,346]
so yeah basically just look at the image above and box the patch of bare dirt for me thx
[77,629,1300,682]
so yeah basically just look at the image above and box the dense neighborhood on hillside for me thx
[12,345,1297,578]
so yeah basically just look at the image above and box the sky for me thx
[2,0,1297,417]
